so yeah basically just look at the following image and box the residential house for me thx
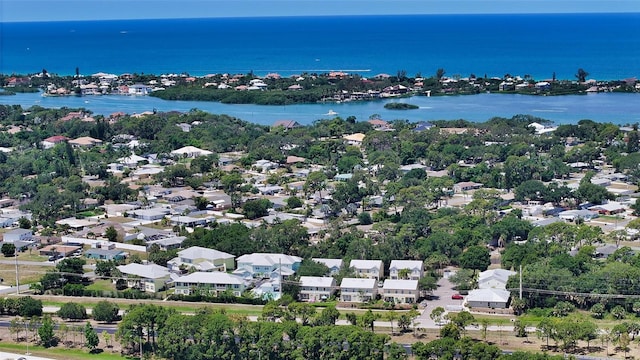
[477,269,515,290]
[413,122,434,132]
[589,202,626,215]
[2,228,33,243]
[167,246,236,272]
[235,253,302,278]
[399,164,428,175]
[312,258,343,275]
[41,135,68,149]
[130,208,170,221]
[343,133,366,146]
[272,120,301,130]
[339,278,378,303]
[170,146,213,158]
[453,181,484,193]
[173,272,246,296]
[466,288,511,309]
[389,260,424,280]
[116,263,171,293]
[382,279,420,304]
[85,248,126,261]
[349,259,384,280]
[68,136,103,148]
[558,209,598,222]
[128,84,152,95]
[298,276,336,302]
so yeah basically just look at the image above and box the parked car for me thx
[451,293,464,300]
[48,254,63,262]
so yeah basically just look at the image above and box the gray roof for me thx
[117,263,170,279]
[178,246,235,260]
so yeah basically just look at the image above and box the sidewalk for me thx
[0,351,54,360]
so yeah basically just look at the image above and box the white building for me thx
[312,258,343,275]
[235,253,302,278]
[349,259,384,280]
[389,260,424,280]
[340,278,378,303]
[167,246,235,272]
[382,279,420,304]
[2,228,33,243]
[466,288,511,309]
[299,276,336,302]
[478,269,516,290]
[173,272,246,296]
[116,263,171,293]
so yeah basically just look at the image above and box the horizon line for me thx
[3,11,640,23]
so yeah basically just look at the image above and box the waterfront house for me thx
[382,279,419,304]
[167,246,235,272]
[272,120,301,130]
[340,278,378,303]
[116,263,171,293]
[173,272,246,296]
[298,276,336,302]
[389,260,424,280]
[349,259,384,280]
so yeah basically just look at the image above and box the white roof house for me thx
[466,288,511,309]
[349,259,384,280]
[167,246,235,272]
[312,258,343,275]
[235,253,302,278]
[299,276,336,302]
[170,146,213,158]
[558,209,598,222]
[116,263,171,293]
[382,279,420,304]
[478,269,516,289]
[340,278,378,303]
[389,260,424,280]
[118,263,170,279]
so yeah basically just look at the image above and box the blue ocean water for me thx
[2,91,640,126]
[2,13,640,80]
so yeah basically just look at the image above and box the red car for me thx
[451,294,464,300]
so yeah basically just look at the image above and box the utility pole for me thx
[14,248,19,295]
[519,264,523,300]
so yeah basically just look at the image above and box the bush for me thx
[19,296,43,317]
[92,300,120,323]
[57,302,88,320]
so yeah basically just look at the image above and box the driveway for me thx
[416,268,466,329]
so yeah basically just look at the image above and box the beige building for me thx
[389,260,424,280]
[349,259,384,280]
[382,279,419,304]
[340,278,377,303]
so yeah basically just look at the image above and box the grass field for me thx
[0,343,131,360]
[0,263,50,285]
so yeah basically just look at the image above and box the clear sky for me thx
[2,0,639,22]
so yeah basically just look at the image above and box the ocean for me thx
[1,13,640,125]
[2,13,640,80]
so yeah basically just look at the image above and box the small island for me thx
[384,102,419,110]
[1,67,639,106]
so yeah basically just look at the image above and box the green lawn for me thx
[0,343,133,360]
[85,279,115,292]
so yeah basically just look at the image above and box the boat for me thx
[325,110,338,116]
